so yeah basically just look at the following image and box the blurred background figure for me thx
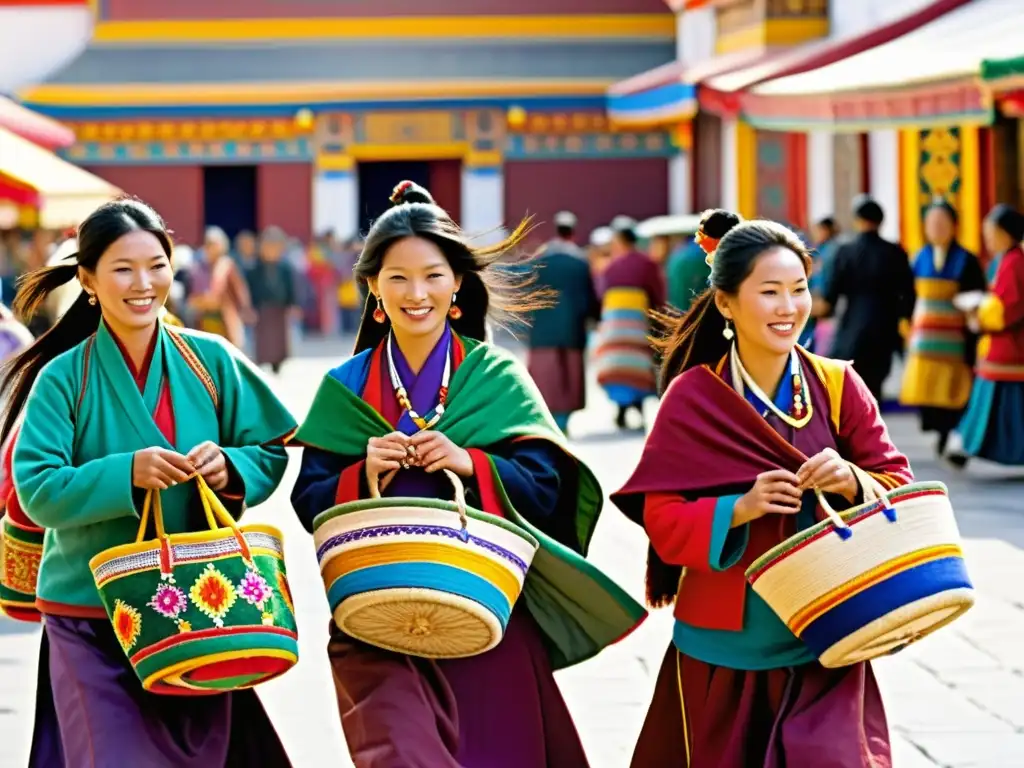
[188,225,253,348]
[248,225,300,374]
[586,226,613,279]
[899,199,985,456]
[816,195,915,402]
[525,210,600,435]
[593,215,666,431]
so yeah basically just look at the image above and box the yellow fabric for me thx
[337,281,359,309]
[898,354,972,409]
[898,318,911,340]
[803,351,846,435]
[977,294,1005,333]
[914,276,957,300]
[977,334,991,361]
[603,287,649,312]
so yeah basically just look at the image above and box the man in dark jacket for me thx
[526,211,600,435]
[816,195,916,402]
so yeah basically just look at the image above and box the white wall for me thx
[677,7,716,65]
[807,131,836,224]
[830,0,936,37]
[461,168,506,244]
[669,153,692,214]
[868,130,902,242]
[313,172,358,239]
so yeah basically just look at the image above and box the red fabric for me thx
[1,426,35,528]
[108,327,176,444]
[466,449,505,519]
[643,494,716,572]
[336,462,364,505]
[981,245,1024,374]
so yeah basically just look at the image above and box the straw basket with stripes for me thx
[313,469,539,659]
[745,469,974,668]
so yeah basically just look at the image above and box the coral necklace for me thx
[730,345,812,429]
[386,331,451,430]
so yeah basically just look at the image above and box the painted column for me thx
[958,125,981,255]
[669,122,693,214]
[807,131,835,226]
[721,118,739,213]
[869,130,902,244]
[313,159,358,238]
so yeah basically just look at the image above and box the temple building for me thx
[19,1,679,245]
[608,0,1020,257]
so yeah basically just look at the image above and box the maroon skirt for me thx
[527,347,586,415]
[632,645,891,768]
[328,606,589,768]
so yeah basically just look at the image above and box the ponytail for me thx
[654,289,729,392]
[0,267,101,442]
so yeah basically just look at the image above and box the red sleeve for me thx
[336,460,365,504]
[985,247,1024,331]
[837,366,914,491]
[643,492,717,572]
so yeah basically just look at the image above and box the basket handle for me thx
[814,462,894,539]
[136,474,252,562]
[368,467,469,533]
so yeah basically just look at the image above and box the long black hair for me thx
[0,198,173,441]
[352,180,547,353]
[656,219,812,392]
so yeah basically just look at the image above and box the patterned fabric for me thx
[593,286,656,403]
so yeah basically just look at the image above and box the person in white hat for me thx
[525,211,599,435]
[592,215,666,430]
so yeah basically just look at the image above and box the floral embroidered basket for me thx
[745,471,974,668]
[0,516,43,622]
[313,469,539,659]
[88,476,298,696]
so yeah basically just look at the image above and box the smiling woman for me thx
[0,197,297,766]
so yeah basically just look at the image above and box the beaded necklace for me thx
[386,331,451,430]
[730,345,812,429]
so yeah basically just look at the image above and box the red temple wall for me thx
[504,157,669,246]
[85,165,204,246]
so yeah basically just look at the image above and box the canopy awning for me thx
[0,125,120,229]
[0,95,74,149]
[741,0,1015,131]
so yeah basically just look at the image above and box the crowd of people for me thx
[0,181,1018,767]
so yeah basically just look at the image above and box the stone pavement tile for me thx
[892,736,941,768]
[933,669,1024,730]
[901,630,1002,675]
[906,732,1024,767]
[886,687,1012,734]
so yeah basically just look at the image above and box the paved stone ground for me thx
[1,335,1022,767]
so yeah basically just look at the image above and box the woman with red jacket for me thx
[612,218,913,767]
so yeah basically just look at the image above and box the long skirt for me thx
[255,305,291,368]
[328,606,589,768]
[956,377,1024,464]
[631,645,890,768]
[527,347,586,415]
[30,616,292,768]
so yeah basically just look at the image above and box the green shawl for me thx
[296,337,646,669]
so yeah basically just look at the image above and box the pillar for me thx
[959,125,981,254]
[868,130,902,245]
[669,122,693,214]
[461,159,505,243]
[313,157,358,239]
[807,131,835,226]
[721,118,739,213]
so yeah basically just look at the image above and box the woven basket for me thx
[313,468,539,659]
[745,468,974,668]
[89,476,299,695]
[0,516,43,622]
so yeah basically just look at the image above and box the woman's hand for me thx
[796,448,858,502]
[132,447,194,490]
[366,432,413,489]
[732,469,803,527]
[407,431,474,477]
[187,441,230,491]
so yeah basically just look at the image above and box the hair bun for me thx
[699,209,743,240]
[389,180,435,207]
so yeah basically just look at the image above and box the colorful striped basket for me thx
[0,516,43,622]
[313,469,539,659]
[88,476,299,695]
[745,470,974,668]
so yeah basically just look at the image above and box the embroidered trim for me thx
[76,335,96,417]
[165,328,219,411]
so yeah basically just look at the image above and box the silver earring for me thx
[723,320,734,340]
